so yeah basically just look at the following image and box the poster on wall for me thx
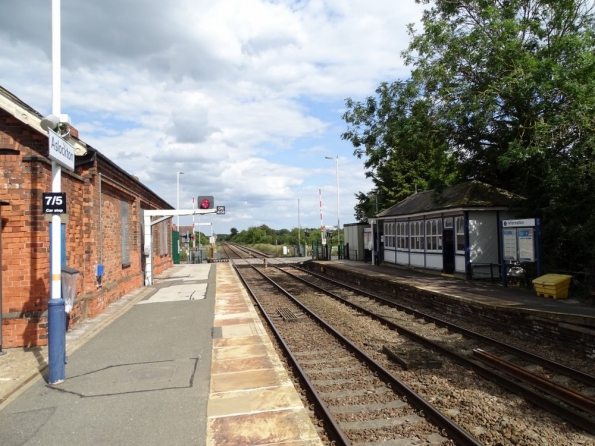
[518,228,535,262]
[503,228,517,261]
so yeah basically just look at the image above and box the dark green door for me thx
[172,230,180,264]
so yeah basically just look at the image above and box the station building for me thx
[0,86,174,348]
[374,181,522,279]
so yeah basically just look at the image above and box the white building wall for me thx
[426,254,442,270]
[397,251,409,265]
[383,249,396,264]
[455,255,466,272]
[468,211,499,264]
[410,252,425,267]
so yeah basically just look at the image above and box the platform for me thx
[0,263,322,446]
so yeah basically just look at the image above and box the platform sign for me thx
[502,219,535,227]
[42,192,67,214]
[48,128,75,171]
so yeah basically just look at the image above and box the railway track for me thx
[219,242,271,260]
[234,259,595,445]
[233,260,481,445]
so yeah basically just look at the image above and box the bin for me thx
[532,274,572,299]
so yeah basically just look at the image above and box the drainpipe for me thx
[0,201,8,355]
[99,173,103,266]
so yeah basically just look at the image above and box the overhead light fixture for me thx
[40,114,60,131]
[40,113,71,131]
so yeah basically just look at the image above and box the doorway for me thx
[442,228,455,275]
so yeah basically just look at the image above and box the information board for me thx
[518,228,535,262]
[502,228,517,261]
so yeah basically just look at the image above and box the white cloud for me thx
[0,0,426,233]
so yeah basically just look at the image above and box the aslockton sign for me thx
[48,128,75,171]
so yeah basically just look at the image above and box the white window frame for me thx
[396,222,409,249]
[410,221,425,251]
[455,216,465,253]
[425,218,443,252]
[384,222,396,248]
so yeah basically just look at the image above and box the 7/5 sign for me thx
[43,192,67,214]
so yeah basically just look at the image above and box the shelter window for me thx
[384,222,395,248]
[425,219,442,251]
[410,221,425,251]
[455,216,465,252]
[396,222,409,249]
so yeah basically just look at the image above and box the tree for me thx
[342,78,458,215]
[404,0,595,275]
[344,0,595,279]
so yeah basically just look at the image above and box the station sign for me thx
[502,219,536,227]
[48,128,75,171]
[43,192,67,214]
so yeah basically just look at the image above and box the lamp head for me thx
[40,114,72,134]
[40,114,60,131]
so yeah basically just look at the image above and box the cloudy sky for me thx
[0,0,426,235]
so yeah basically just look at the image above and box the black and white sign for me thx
[502,218,535,227]
[43,192,67,214]
[216,206,225,215]
[48,128,75,171]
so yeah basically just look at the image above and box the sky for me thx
[0,0,426,235]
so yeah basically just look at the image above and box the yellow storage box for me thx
[532,274,572,299]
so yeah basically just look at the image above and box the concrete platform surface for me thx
[0,262,322,446]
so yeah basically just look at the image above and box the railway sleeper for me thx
[383,345,443,370]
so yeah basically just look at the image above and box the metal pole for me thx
[326,156,340,253]
[48,0,65,385]
[298,199,301,255]
[192,197,195,249]
[176,171,184,230]
[319,189,324,243]
[335,156,340,246]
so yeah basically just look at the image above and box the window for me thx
[384,222,395,248]
[121,200,130,266]
[159,221,169,255]
[410,221,425,250]
[425,219,443,251]
[396,222,408,249]
[455,216,465,251]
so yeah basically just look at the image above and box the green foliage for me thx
[342,78,459,219]
[343,0,595,278]
[227,225,338,246]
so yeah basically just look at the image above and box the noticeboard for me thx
[501,219,537,263]
[518,228,535,262]
[502,228,517,261]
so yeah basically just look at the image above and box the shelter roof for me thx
[376,180,523,218]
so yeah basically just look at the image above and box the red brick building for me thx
[0,87,174,348]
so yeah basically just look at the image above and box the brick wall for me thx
[305,262,595,360]
[0,108,173,347]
